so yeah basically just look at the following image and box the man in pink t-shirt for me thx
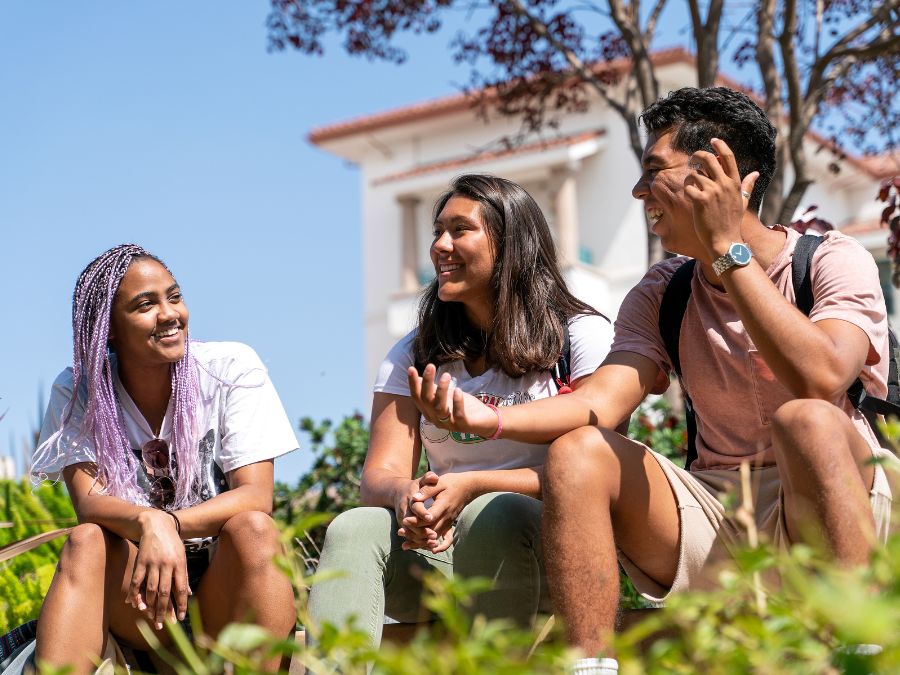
[407,87,895,674]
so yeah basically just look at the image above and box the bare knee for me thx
[772,399,847,461]
[544,427,619,498]
[772,399,835,436]
[57,523,110,580]
[219,511,280,565]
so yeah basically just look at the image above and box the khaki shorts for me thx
[618,446,897,604]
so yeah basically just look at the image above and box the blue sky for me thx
[0,1,477,483]
[4,3,871,485]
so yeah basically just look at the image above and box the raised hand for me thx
[683,137,759,258]
[407,364,500,439]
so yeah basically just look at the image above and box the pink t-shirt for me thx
[611,226,889,470]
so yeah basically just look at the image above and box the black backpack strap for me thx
[791,233,900,424]
[659,259,698,470]
[792,234,824,316]
[551,324,573,394]
[793,234,865,408]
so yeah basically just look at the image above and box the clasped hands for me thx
[395,470,475,553]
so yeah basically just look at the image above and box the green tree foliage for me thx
[0,480,75,634]
[274,414,430,566]
[628,396,687,465]
[277,414,371,522]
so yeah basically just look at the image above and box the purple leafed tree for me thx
[881,177,900,287]
[269,0,899,261]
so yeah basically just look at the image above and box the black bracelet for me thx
[164,510,182,537]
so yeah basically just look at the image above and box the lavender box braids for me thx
[33,244,203,508]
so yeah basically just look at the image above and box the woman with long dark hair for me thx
[30,244,298,673]
[308,174,614,645]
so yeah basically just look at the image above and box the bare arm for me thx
[687,139,870,399]
[721,268,868,399]
[360,392,424,509]
[65,459,276,541]
[361,392,442,548]
[64,463,168,541]
[174,459,275,538]
[64,464,188,628]
[407,351,661,444]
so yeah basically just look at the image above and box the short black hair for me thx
[639,87,777,212]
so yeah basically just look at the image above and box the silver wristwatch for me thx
[712,242,753,276]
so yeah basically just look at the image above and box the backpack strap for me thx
[791,234,900,425]
[658,259,698,470]
[552,325,573,394]
[791,234,822,316]
[792,234,868,407]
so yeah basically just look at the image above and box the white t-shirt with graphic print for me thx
[34,341,299,503]
[373,313,613,475]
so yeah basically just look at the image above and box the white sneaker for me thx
[570,657,619,674]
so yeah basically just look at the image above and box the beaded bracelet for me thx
[485,403,503,440]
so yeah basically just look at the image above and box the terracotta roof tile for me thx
[308,48,691,144]
[309,47,898,181]
[372,129,605,186]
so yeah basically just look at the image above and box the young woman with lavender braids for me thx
[307,174,614,647]
[28,244,298,673]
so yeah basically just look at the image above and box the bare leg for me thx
[771,399,876,565]
[197,511,295,671]
[36,524,169,674]
[542,426,681,656]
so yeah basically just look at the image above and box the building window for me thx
[578,245,594,265]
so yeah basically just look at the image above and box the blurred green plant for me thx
[0,480,75,634]
[273,414,371,569]
[10,408,900,675]
[274,414,429,569]
[628,396,688,465]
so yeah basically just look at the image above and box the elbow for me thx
[359,481,379,507]
[791,374,851,402]
[251,490,274,517]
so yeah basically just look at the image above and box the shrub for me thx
[0,480,75,633]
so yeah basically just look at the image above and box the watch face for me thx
[729,243,752,265]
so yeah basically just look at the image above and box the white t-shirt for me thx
[34,341,299,504]
[373,314,613,475]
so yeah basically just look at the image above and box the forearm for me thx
[174,483,273,539]
[494,369,638,443]
[73,494,160,541]
[360,467,415,509]
[463,467,543,500]
[495,393,603,444]
[719,260,862,398]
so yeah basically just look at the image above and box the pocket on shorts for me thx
[749,349,792,426]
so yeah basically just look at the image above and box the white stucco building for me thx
[309,49,897,400]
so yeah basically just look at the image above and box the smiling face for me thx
[108,258,189,368]
[430,195,496,323]
[632,130,700,257]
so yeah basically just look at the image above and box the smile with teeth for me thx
[647,208,663,224]
[440,263,462,273]
[153,326,180,341]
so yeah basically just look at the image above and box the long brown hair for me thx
[414,174,602,377]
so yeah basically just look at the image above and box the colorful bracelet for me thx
[485,403,503,440]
